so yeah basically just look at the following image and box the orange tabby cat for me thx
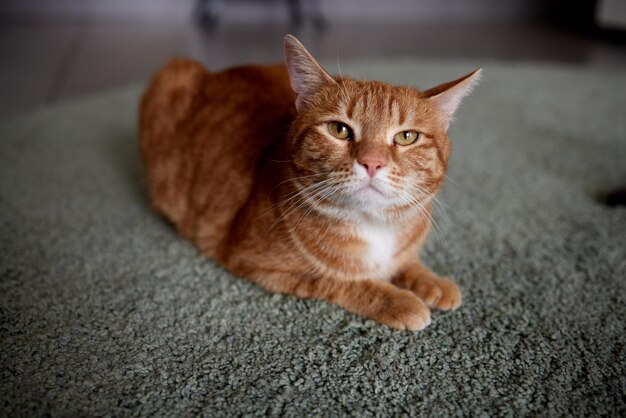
[139,35,481,330]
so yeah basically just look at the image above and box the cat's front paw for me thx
[412,276,462,311]
[372,289,432,331]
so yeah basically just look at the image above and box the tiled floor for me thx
[1,20,625,119]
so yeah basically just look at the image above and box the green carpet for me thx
[1,60,625,416]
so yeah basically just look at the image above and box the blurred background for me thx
[0,0,625,119]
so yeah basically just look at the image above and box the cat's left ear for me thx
[284,34,337,112]
[424,68,482,130]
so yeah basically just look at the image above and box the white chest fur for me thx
[357,223,397,279]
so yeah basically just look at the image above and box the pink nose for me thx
[359,158,384,177]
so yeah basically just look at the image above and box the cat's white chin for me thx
[350,185,392,212]
[355,185,386,200]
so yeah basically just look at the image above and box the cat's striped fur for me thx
[139,35,481,330]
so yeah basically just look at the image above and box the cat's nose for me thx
[359,158,385,177]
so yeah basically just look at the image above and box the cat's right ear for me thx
[284,34,336,112]
[423,68,482,131]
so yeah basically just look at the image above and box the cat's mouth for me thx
[354,183,386,200]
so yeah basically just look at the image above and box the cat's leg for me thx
[255,272,431,331]
[393,261,462,311]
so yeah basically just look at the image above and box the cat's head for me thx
[283,35,481,222]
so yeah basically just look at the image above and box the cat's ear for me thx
[424,68,482,130]
[284,34,336,111]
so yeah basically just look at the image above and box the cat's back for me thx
[139,58,295,245]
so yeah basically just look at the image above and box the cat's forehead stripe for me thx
[345,93,356,119]
[390,98,404,126]
[360,89,371,115]
[339,84,420,134]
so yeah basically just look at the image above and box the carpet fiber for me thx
[1,60,625,416]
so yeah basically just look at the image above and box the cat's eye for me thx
[327,122,352,140]
[394,131,420,146]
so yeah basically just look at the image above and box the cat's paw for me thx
[412,276,462,311]
[373,289,432,331]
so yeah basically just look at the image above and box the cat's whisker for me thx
[266,194,314,232]
[256,187,307,220]
[260,180,326,223]
[431,196,449,209]
[444,174,464,190]
[335,45,352,111]
[430,197,450,226]
[403,177,452,228]
[274,165,348,222]
[372,177,448,237]
[263,175,335,214]
[272,182,330,215]
[267,172,328,198]
[408,181,445,211]
[266,178,338,232]
[277,183,338,233]
[396,188,447,248]
[282,174,351,231]
[292,182,343,232]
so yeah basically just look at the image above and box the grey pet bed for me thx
[1,60,625,416]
